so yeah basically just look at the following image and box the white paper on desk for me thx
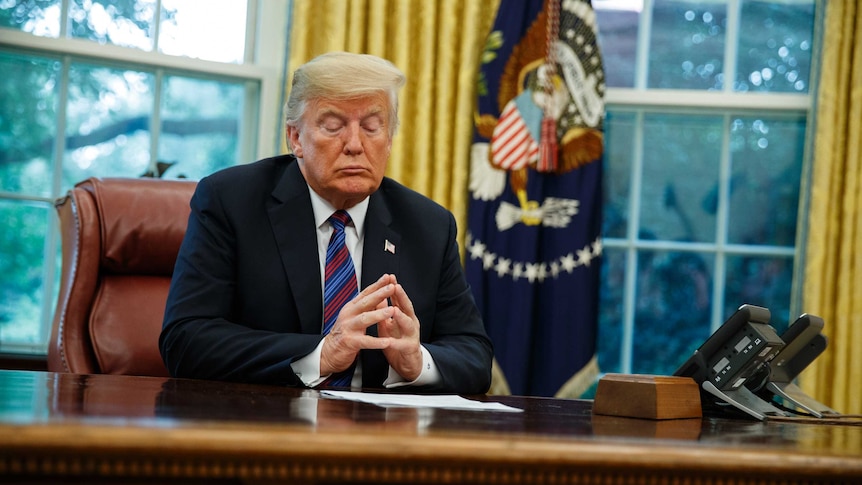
[320,391,523,413]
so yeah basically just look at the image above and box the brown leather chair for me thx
[48,177,197,376]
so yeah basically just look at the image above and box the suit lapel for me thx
[360,187,401,387]
[361,188,401,294]
[267,160,322,335]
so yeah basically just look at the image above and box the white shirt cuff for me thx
[383,345,441,388]
[291,341,440,389]
[290,339,326,387]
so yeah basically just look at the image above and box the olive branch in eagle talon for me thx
[496,197,580,230]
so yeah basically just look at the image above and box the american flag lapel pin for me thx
[384,239,396,254]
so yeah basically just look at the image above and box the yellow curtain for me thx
[800,1,862,414]
[285,0,500,242]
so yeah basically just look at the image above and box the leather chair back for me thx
[48,177,197,376]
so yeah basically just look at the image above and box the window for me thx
[594,0,815,377]
[0,0,286,354]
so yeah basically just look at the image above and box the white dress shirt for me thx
[290,184,440,389]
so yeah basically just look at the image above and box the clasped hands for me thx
[320,273,423,381]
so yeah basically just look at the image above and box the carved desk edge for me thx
[2,421,861,484]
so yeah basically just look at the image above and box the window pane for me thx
[633,249,714,375]
[640,113,722,242]
[598,247,626,373]
[0,51,59,198]
[728,115,805,246]
[0,0,61,37]
[602,110,635,237]
[649,0,727,90]
[723,255,794,333]
[157,75,247,179]
[63,63,154,190]
[158,0,247,63]
[0,200,53,349]
[736,0,815,93]
[69,0,157,50]
[594,0,641,88]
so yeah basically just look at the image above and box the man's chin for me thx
[328,181,380,206]
[340,175,381,191]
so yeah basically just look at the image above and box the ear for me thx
[286,125,303,158]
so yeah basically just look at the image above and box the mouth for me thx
[339,165,370,175]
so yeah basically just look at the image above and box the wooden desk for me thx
[0,370,860,484]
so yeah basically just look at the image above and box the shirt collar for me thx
[307,185,369,236]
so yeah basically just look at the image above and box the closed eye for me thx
[322,124,343,134]
[362,116,384,135]
[319,115,344,134]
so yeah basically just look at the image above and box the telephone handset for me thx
[751,314,839,417]
[674,304,788,420]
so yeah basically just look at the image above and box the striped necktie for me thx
[322,210,358,387]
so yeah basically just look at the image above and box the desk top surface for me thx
[1,369,861,483]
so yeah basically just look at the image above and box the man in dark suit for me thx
[160,52,493,394]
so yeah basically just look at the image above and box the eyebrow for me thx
[316,104,386,122]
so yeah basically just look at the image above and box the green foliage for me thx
[476,30,504,98]
[0,201,49,333]
[0,1,238,349]
[0,53,58,190]
[0,0,58,30]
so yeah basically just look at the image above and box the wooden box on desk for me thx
[593,374,702,420]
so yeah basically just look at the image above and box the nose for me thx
[342,123,364,155]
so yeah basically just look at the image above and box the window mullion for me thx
[59,0,70,38]
[710,113,734,332]
[150,69,164,175]
[723,0,742,92]
[620,246,637,374]
[627,111,645,246]
[40,54,73,353]
[245,0,259,64]
[153,0,164,54]
[53,56,71,197]
[635,0,654,90]
[240,81,259,163]
[620,109,647,374]
[39,204,60,353]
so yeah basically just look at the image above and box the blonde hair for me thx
[284,52,406,136]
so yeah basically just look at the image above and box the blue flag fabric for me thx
[466,0,605,397]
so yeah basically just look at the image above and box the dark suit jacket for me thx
[160,155,493,394]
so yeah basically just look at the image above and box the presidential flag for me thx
[466,0,605,397]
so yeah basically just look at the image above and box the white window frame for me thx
[0,0,288,354]
[599,0,815,374]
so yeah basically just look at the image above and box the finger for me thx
[356,306,394,329]
[375,274,396,298]
[384,336,422,353]
[372,274,394,291]
[352,283,396,313]
[391,284,416,317]
[391,306,418,338]
[321,333,392,374]
[320,334,359,373]
[386,274,397,306]
[374,298,389,311]
[352,276,388,303]
[364,273,395,293]
[364,334,393,349]
[376,312,400,338]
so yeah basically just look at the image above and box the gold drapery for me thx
[800,1,862,414]
[285,0,500,240]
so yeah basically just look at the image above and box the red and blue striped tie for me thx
[322,210,358,387]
